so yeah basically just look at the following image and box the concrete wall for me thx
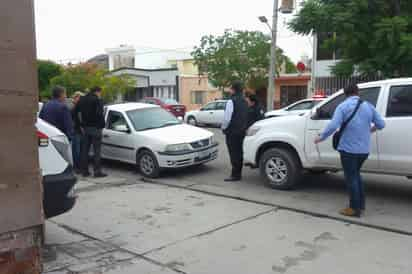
[314,60,340,77]
[0,0,43,273]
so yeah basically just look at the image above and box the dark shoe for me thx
[224,177,241,182]
[82,172,91,177]
[339,208,361,218]
[94,172,108,178]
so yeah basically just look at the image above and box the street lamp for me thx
[259,0,279,111]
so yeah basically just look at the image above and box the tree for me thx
[37,60,63,99]
[192,30,297,91]
[289,0,412,78]
[50,63,135,102]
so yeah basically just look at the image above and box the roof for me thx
[357,78,412,87]
[106,103,158,112]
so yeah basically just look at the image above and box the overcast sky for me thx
[34,0,312,65]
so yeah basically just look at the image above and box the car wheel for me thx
[187,116,197,126]
[259,148,302,190]
[137,150,160,178]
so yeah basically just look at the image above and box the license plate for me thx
[198,150,210,159]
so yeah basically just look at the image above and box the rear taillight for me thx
[37,130,49,147]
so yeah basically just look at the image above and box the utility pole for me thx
[267,0,279,111]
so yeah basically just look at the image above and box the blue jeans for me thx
[340,152,369,211]
[72,133,82,170]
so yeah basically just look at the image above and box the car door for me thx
[305,87,382,170]
[102,111,136,163]
[198,102,217,124]
[377,84,412,174]
[212,101,227,125]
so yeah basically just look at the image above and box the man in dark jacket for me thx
[221,81,248,182]
[75,86,107,178]
[39,86,74,140]
[245,93,264,128]
[71,91,84,173]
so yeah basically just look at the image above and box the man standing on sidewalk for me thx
[76,86,107,178]
[39,86,73,141]
[221,80,248,182]
[315,84,385,217]
[71,91,84,173]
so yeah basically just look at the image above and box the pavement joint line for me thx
[48,220,186,274]
[141,177,412,237]
[141,208,277,256]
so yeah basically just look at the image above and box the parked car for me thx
[265,98,325,118]
[140,98,186,119]
[185,100,228,127]
[37,117,77,218]
[101,103,218,178]
[244,78,412,190]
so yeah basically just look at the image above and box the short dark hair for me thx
[231,80,244,93]
[52,86,66,99]
[90,86,102,93]
[246,93,258,104]
[344,83,359,96]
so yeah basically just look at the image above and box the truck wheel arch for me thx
[256,141,303,168]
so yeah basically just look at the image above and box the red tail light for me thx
[37,130,49,147]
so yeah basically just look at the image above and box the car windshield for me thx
[160,98,179,105]
[127,107,180,131]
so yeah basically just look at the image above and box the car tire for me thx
[187,116,198,126]
[259,148,302,190]
[137,150,160,178]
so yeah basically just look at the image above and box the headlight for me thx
[165,143,192,153]
[246,126,261,137]
[210,135,217,145]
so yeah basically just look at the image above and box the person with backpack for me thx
[314,84,385,218]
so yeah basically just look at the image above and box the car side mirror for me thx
[114,124,130,133]
[311,108,320,119]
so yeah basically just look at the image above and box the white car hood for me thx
[255,114,306,128]
[139,124,213,144]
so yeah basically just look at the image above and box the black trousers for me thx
[225,133,245,179]
[81,127,103,174]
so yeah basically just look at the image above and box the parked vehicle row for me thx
[244,78,412,190]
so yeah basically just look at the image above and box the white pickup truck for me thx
[244,78,412,189]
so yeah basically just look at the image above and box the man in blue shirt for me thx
[315,84,385,217]
[39,86,74,140]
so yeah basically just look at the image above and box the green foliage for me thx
[37,60,63,99]
[289,0,412,77]
[50,63,135,103]
[192,30,297,90]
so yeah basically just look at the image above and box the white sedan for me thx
[265,98,325,118]
[101,103,218,178]
[185,100,228,127]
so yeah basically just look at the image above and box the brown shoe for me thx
[339,208,361,218]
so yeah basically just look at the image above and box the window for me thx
[359,87,380,107]
[316,87,381,119]
[127,108,179,131]
[216,101,227,110]
[192,91,207,105]
[287,101,314,111]
[387,85,412,117]
[107,111,129,131]
[161,98,179,105]
[202,102,216,111]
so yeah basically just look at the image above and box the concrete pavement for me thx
[44,179,412,274]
